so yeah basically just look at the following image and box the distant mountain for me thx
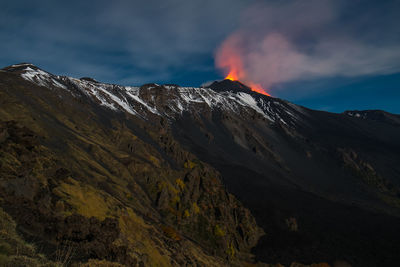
[1,63,400,266]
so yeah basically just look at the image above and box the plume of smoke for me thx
[215,0,400,90]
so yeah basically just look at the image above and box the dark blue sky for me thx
[1,0,399,113]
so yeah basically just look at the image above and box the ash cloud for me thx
[216,0,400,89]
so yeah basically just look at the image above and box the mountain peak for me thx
[2,63,40,72]
[206,79,252,94]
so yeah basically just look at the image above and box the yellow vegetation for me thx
[53,178,117,220]
[184,160,196,169]
[171,195,181,205]
[119,208,171,266]
[226,241,235,257]
[175,178,185,190]
[214,224,226,237]
[184,210,190,218]
[149,155,160,167]
[192,202,200,214]
[161,225,182,241]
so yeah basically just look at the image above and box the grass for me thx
[53,178,118,220]
[118,208,172,267]
[0,207,57,266]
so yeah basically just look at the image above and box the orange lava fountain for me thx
[216,35,270,96]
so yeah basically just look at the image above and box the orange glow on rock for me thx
[248,82,270,96]
[224,70,270,96]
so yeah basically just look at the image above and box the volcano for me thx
[1,63,400,266]
[208,79,253,93]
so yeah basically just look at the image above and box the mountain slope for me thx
[1,63,400,266]
[0,64,263,266]
[172,82,400,266]
[172,81,400,266]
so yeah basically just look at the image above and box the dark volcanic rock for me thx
[207,79,252,94]
[80,77,99,83]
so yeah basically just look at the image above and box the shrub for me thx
[214,224,226,237]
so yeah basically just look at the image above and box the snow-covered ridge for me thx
[21,67,67,90]
[14,64,304,125]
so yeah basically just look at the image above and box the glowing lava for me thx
[225,69,239,81]
[225,73,270,96]
[216,34,270,96]
[248,82,269,95]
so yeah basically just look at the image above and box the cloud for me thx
[0,0,248,85]
[1,0,399,88]
[215,0,400,90]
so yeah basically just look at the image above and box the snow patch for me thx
[125,90,160,115]
[15,66,303,125]
[21,67,67,89]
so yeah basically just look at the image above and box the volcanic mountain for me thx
[1,63,400,266]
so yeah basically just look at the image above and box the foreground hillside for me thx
[0,65,265,266]
[1,63,400,266]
